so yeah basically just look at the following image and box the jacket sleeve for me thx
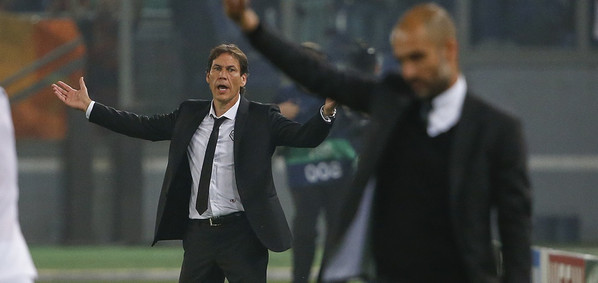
[88,102,177,141]
[269,104,332,148]
[492,117,532,282]
[246,23,377,113]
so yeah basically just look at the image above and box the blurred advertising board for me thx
[532,246,598,283]
[0,12,85,139]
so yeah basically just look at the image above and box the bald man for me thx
[224,1,531,282]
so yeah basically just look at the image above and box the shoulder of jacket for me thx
[180,99,210,106]
[466,93,521,125]
[178,99,211,110]
[247,100,277,110]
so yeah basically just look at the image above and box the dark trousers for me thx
[179,214,268,283]
[290,183,346,283]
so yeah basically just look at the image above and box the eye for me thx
[409,52,425,62]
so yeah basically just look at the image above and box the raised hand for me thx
[51,77,92,111]
[222,0,259,32]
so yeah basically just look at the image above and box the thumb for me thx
[79,77,87,91]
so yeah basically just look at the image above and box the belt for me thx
[194,211,245,227]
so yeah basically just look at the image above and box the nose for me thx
[217,70,228,79]
[401,62,417,81]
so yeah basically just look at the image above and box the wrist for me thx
[323,106,336,117]
[320,105,336,122]
[83,98,92,111]
[323,109,335,117]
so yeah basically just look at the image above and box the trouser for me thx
[179,213,268,283]
[290,183,346,283]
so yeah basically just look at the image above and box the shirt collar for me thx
[427,75,467,137]
[209,95,240,121]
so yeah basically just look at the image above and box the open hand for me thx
[51,77,92,111]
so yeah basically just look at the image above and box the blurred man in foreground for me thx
[224,1,532,282]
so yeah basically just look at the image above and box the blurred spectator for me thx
[169,0,218,101]
[73,0,142,107]
[273,41,375,283]
[0,87,37,283]
[472,0,575,47]
[0,0,47,12]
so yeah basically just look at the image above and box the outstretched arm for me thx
[53,76,175,142]
[223,0,377,113]
[52,77,92,112]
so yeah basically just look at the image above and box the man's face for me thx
[206,53,247,106]
[391,25,453,99]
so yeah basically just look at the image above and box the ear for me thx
[445,38,458,63]
[206,72,210,84]
[240,73,247,87]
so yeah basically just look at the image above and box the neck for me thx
[213,94,240,117]
[424,72,460,101]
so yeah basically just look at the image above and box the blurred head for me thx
[300,41,327,60]
[205,44,248,107]
[347,40,378,75]
[390,3,459,99]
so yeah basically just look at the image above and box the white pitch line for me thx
[17,155,598,173]
[529,155,598,172]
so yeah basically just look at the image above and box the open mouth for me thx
[217,84,229,92]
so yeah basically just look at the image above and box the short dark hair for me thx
[206,44,249,75]
[206,44,249,94]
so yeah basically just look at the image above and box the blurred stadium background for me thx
[2,0,598,282]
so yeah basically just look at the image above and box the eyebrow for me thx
[212,63,238,69]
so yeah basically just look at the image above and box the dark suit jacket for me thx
[246,24,532,282]
[88,96,332,252]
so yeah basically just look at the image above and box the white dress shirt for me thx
[426,74,467,137]
[188,99,244,219]
[0,88,37,282]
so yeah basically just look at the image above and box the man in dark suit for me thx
[52,44,337,282]
[224,1,532,282]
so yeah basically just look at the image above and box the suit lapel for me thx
[233,96,249,159]
[172,101,211,167]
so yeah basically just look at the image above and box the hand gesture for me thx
[52,77,92,112]
[222,0,259,31]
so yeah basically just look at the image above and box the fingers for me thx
[57,80,75,91]
[52,83,67,102]
[52,83,67,95]
[325,98,337,106]
[51,79,80,101]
